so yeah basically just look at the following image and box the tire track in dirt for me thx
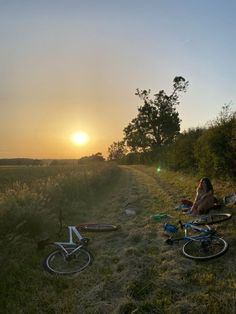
[92,165,182,220]
[112,166,199,312]
[94,165,155,219]
[77,165,198,314]
[130,165,183,204]
[93,164,183,227]
[77,166,235,313]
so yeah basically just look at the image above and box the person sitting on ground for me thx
[186,177,215,215]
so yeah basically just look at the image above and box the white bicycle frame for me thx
[54,226,85,256]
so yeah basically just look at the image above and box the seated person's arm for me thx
[199,190,213,201]
[191,190,213,210]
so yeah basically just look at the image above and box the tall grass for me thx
[0,162,120,234]
[0,161,120,313]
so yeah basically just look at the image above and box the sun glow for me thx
[71,132,89,145]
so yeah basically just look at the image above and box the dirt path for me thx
[94,165,182,222]
[76,165,203,313]
[75,165,236,313]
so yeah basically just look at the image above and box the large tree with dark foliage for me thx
[124,76,188,152]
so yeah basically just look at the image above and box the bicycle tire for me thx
[192,213,232,225]
[182,236,228,260]
[43,247,91,275]
[77,223,118,232]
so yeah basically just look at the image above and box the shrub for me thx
[159,128,204,171]
[194,108,236,179]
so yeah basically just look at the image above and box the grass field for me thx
[0,162,235,313]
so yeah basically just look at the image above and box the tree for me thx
[78,153,105,164]
[124,76,188,152]
[107,141,127,161]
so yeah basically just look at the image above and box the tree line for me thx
[0,158,43,166]
[108,77,236,180]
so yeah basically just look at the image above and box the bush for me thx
[111,105,235,181]
[159,128,204,171]
[194,109,236,179]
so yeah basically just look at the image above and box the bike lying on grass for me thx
[43,224,118,275]
[165,213,232,260]
[191,213,232,226]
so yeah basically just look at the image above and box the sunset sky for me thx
[0,0,236,159]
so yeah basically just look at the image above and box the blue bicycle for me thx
[165,219,229,260]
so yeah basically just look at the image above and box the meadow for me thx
[0,162,235,313]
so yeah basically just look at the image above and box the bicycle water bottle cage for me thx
[164,223,178,233]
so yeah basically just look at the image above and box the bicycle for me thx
[43,223,118,275]
[165,218,230,260]
[191,212,232,225]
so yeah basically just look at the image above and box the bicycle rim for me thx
[77,223,118,232]
[192,213,232,225]
[182,236,228,260]
[44,247,91,275]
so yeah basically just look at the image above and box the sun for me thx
[71,132,89,145]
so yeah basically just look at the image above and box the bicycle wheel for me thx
[44,247,91,275]
[192,213,232,225]
[182,236,228,260]
[77,223,118,232]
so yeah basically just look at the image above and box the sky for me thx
[0,0,236,159]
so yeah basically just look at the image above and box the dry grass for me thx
[0,163,235,313]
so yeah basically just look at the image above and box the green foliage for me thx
[107,141,127,161]
[119,105,236,180]
[160,128,204,171]
[78,152,105,163]
[159,106,236,180]
[120,151,153,165]
[124,76,188,152]
[194,106,236,178]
